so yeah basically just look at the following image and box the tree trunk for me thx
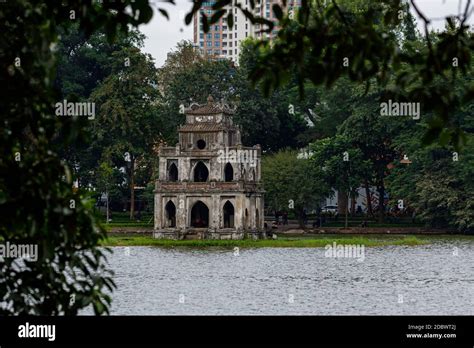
[337,190,347,215]
[297,208,305,229]
[377,182,385,223]
[129,157,135,220]
[364,179,373,216]
[298,217,305,229]
[345,192,349,228]
[106,190,110,224]
[351,195,356,217]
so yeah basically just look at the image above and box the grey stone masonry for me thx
[154,95,265,240]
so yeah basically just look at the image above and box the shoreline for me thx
[102,225,473,248]
[102,234,437,248]
[104,225,457,235]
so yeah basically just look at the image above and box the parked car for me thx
[321,205,338,214]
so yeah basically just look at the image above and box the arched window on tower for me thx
[168,163,178,182]
[165,201,176,227]
[224,163,233,182]
[223,201,235,228]
[191,201,209,227]
[193,161,209,182]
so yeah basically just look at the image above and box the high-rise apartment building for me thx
[253,0,301,39]
[193,0,301,63]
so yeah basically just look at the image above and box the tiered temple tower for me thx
[154,96,264,239]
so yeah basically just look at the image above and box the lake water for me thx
[94,240,474,315]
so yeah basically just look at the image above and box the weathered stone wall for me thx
[154,104,264,240]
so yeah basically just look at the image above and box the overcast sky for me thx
[140,0,474,67]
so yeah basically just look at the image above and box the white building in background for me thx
[193,0,302,63]
[324,187,380,214]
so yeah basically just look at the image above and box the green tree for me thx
[385,72,474,232]
[262,149,330,227]
[311,135,371,227]
[91,46,160,220]
[236,40,309,152]
[386,136,474,232]
[285,78,357,144]
[157,43,238,144]
[55,24,145,100]
[54,25,148,192]
[337,88,400,222]
[157,40,205,92]
[0,0,167,315]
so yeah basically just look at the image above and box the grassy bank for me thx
[102,235,426,248]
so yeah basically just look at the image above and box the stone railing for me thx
[155,181,263,192]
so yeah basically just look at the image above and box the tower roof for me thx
[185,95,235,115]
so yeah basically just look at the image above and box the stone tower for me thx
[154,96,265,240]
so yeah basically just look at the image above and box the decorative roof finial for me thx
[207,95,214,104]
